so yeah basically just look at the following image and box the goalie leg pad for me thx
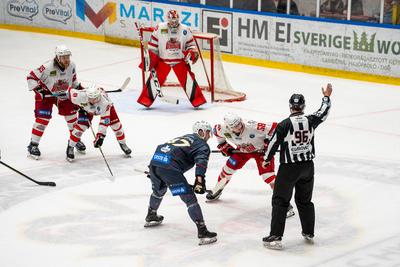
[172,62,206,107]
[137,62,171,107]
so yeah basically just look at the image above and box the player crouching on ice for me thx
[66,84,132,162]
[207,113,295,218]
[144,121,217,245]
[137,10,207,108]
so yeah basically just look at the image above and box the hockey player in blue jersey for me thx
[144,121,217,245]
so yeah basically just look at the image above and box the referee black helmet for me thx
[289,94,305,111]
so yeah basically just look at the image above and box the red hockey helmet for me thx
[167,10,180,31]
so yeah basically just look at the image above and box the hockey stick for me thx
[0,160,56,186]
[134,22,179,105]
[104,77,131,93]
[133,166,211,193]
[211,149,265,154]
[88,121,114,179]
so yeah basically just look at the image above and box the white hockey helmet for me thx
[193,120,212,139]
[55,45,71,58]
[167,10,180,31]
[224,113,242,129]
[86,84,101,101]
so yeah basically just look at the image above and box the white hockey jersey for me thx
[27,59,80,100]
[68,88,113,135]
[213,120,277,153]
[147,22,196,65]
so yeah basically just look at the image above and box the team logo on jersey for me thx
[161,29,168,34]
[166,40,181,50]
[50,70,57,76]
[228,157,237,166]
[183,30,187,35]
[160,145,171,153]
[224,133,232,138]
[249,134,255,138]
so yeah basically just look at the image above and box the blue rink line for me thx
[110,91,213,115]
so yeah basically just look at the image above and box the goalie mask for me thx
[86,84,102,104]
[55,45,71,69]
[224,113,244,134]
[289,93,305,111]
[193,121,212,141]
[167,10,180,32]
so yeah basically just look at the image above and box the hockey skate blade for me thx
[27,154,40,160]
[198,236,217,246]
[66,157,74,163]
[144,220,163,228]
[286,209,295,218]
[263,241,283,250]
[75,150,86,155]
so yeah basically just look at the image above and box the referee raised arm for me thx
[262,83,332,250]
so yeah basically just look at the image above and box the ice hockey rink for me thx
[0,29,399,267]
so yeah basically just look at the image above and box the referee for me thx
[262,83,332,250]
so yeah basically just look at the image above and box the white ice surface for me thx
[0,29,399,267]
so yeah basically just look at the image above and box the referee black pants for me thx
[270,161,315,237]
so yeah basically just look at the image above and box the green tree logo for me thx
[353,31,376,52]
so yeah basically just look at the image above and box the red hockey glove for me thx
[184,49,199,64]
[94,133,105,148]
[217,142,234,157]
[34,85,50,99]
[193,176,206,194]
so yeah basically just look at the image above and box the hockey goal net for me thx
[139,27,246,103]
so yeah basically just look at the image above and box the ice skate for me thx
[205,189,223,202]
[119,143,132,157]
[27,142,41,160]
[197,222,217,245]
[144,208,163,227]
[286,203,295,218]
[66,144,75,162]
[75,141,86,154]
[302,232,314,243]
[262,235,283,250]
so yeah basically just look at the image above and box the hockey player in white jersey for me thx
[207,113,295,218]
[137,10,207,108]
[66,84,131,161]
[26,45,86,159]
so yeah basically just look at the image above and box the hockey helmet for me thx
[167,10,180,31]
[289,93,305,110]
[86,84,101,103]
[193,120,212,140]
[224,113,242,129]
[55,45,71,58]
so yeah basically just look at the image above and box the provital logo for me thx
[43,0,72,24]
[7,0,39,21]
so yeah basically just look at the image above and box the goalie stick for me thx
[0,151,56,186]
[134,22,179,105]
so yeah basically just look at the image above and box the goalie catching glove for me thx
[193,175,206,194]
[94,133,105,148]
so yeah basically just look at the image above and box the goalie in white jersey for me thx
[208,113,294,218]
[137,10,207,108]
[66,84,132,162]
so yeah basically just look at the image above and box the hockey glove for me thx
[34,86,50,99]
[193,176,206,194]
[184,49,199,64]
[217,142,235,157]
[94,133,105,148]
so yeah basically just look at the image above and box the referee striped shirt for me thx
[264,96,331,164]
